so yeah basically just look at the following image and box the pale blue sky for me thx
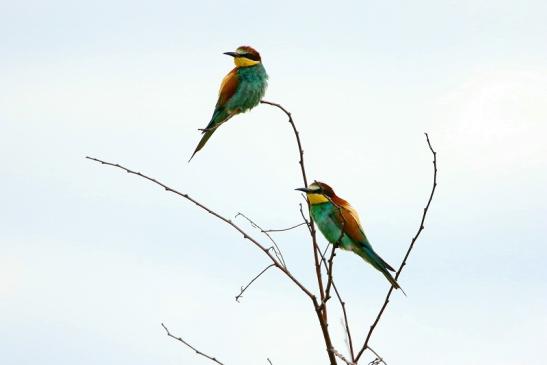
[1,1,546,364]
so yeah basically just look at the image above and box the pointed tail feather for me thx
[188,129,215,162]
[379,256,396,272]
[358,245,406,295]
[188,110,235,162]
[381,269,406,296]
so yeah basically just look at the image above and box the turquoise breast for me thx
[227,64,268,113]
[310,202,356,251]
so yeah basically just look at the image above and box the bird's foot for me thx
[198,126,220,133]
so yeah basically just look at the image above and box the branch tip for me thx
[355,133,438,362]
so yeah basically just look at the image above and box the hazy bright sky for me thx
[1,1,546,364]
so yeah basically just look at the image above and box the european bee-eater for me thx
[296,181,404,292]
[189,46,268,161]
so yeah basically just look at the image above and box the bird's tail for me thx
[188,128,215,162]
[188,110,234,162]
[381,269,406,296]
[359,246,406,296]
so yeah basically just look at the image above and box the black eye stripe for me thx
[237,53,260,61]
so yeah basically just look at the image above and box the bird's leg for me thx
[198,125,220,133]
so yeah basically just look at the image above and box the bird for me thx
[189,45,268,161]
[296,181,404,293]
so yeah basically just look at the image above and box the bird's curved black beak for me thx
[295,187,311,193]
[223,51,238,57]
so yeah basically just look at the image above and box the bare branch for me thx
[267,358,273,365]
[235,264,275,302]
[86,156,314,300]
[321,245,337,309]
[299,203,313,234]
[91,99,339,365]
[261,100,327,311]
[261,100,337,364]
[262,222,307,233]
[367,347,388,365]
[316,244,355,363]
[260,100,309,188]
[354,132,438,362]
[88,156,339,364]
[161,323,224,365]
[332,282,355,362]
[310,214,354,363]
[321,201,346,309]
[235,212,287,268]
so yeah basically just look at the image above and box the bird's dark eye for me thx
[239,52,260,61]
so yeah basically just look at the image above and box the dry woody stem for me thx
[235,263,275,302]
[161,323,224,365]
[87,101,438,365]
[354,132,438,362]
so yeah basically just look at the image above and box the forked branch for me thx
[261,100,336,364]
[88,97,436,365]
[85,156,313,300]
[236,212,287,268]
[354,132,438,361]
[86,154,337,365]
[235,264,275,302]
[261,100,326,310]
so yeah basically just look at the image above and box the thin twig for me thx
[262,100,336,364]
[310,198,354,363]
[260,100,309,188]
[261,100,327,313]
[262,222,307,233]
[368,346,387,365]
[354,132,438,361]
[316,244,355,363]
[316,196,347,333]
[332,282,355,362]
[298,203,330,277]
[91,100,339,365]
[321,245,337,308]
[267,358,273,365]
[235,264,275,302]
[161,323,224,365]
[320,242,331,262]
[86,156,314,300]
[235,212,287,268]
[87,155,337,365]
[299,203,313,234]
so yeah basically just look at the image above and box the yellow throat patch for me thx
[234,57,260,67]
[307,193,329,205]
